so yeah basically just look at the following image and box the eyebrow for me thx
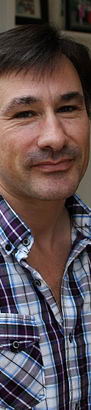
[1,91,84,115]
[60,91,84,103]
[1,96,38,115]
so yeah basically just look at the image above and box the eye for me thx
[13,110,36,119]
[57,105,78,113]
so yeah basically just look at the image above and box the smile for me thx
[32,159,74,172]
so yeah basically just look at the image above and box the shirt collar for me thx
[67,194,91,240]
[0,193,91,256]
[0,195,33,255]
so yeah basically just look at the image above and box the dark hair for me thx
[0,23,91,114]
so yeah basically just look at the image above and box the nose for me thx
[37,112,67,151]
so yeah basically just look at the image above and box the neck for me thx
[1,189,70,246]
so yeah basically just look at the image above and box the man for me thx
[0,23,91,410]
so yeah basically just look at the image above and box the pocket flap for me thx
[0,313,39,351]
[0,313,45,408]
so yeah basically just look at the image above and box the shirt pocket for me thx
[0,313,45,409]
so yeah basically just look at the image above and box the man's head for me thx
[0,23,91,115]
[0,24,91,202]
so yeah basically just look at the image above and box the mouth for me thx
[32,158,74,172]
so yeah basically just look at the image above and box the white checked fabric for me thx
[0,194,91,409]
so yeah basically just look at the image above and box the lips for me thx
[32,158,74,172]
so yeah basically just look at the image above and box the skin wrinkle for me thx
[0,91,84,116]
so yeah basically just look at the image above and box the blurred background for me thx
[0,0,91,206]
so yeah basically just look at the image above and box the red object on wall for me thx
[87,10,91,24]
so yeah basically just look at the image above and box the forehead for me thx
[0,55,83,107]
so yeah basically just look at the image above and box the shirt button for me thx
[35,279,41,287]
[69,332,73,343]
[22,238,30,246]
[11,340,20,351]
[5,243,12,252]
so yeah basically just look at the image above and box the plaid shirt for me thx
[0,194,91,410]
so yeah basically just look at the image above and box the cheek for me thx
[13,124,39,153]
[16,137,40,165]
[79,122,90,154]
[0,132,34,165]
[66,117,90,147]
[76,121,90,172]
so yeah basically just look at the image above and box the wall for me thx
[48,0,65,28]
[0,0,64,31]
[0,0,15,32]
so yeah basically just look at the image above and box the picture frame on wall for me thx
[15,0,49,24]
[65,0,91,32]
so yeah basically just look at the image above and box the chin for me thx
[23,171,83,200]
[28,185,79,201]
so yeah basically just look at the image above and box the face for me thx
[0,55,90,201]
